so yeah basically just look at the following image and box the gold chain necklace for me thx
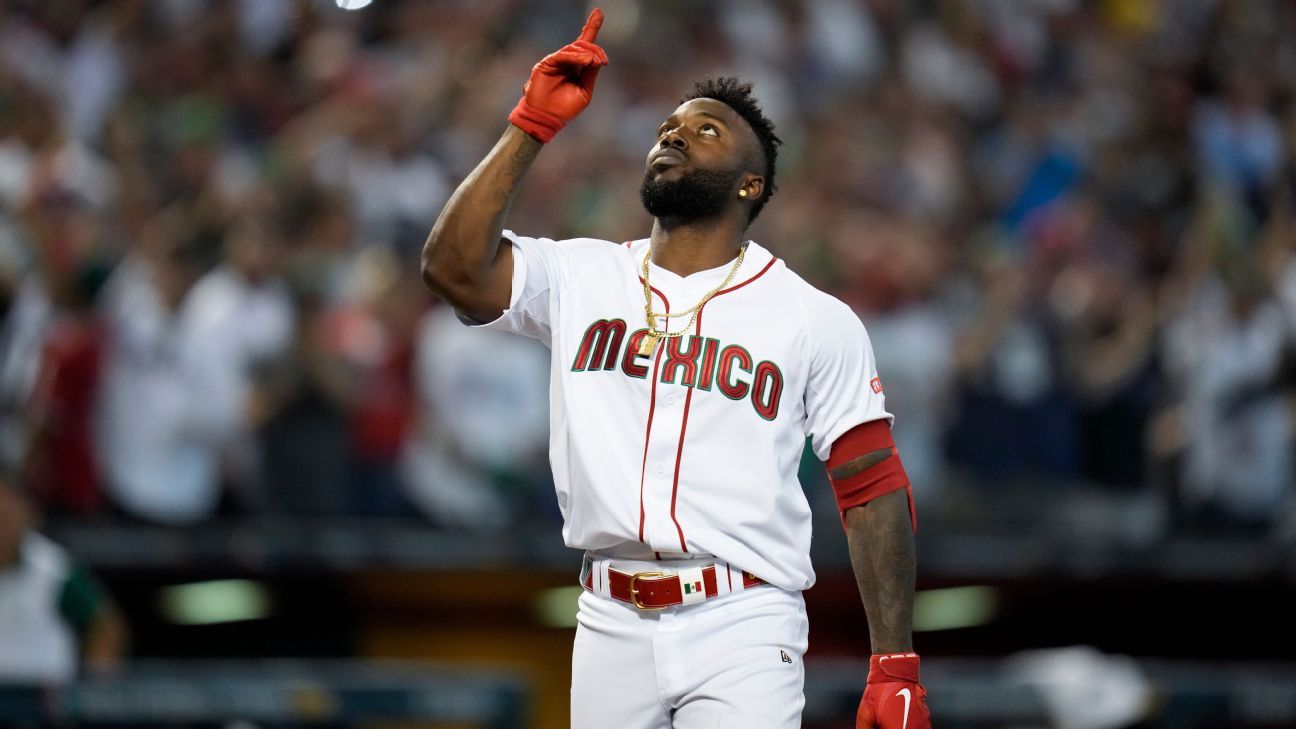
[638,244,747,356]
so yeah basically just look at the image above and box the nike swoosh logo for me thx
[897,687,912,729]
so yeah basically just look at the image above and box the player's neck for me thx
[648,217,746,278]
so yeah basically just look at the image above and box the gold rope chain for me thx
[638,244,748,357]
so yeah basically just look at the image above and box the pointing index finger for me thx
[577,8,604,43]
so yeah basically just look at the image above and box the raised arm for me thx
[420,9,607,324]
[420,127,541,323]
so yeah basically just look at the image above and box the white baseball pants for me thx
[571,559,809,729]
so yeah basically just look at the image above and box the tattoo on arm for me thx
[513,141,540,162]
[845,489,916,654]
[489,136,542,208]
[828,448,892,481]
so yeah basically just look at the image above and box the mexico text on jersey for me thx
[571,320,783,421]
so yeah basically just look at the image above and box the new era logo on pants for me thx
[780,650,792,664]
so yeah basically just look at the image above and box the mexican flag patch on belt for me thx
[677,566,707,606]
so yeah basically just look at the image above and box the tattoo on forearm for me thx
[513,141,540,162]
[846,492,916,654]
[489,139,541,207]
[490,170,518,208]
[828,448,892,480]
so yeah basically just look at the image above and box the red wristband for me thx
[858,652,930,729]
[868,652,921,683]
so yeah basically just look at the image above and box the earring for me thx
[739,190,748,198]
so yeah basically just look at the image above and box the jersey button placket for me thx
[638,277,675,550]
[645,345,686,551]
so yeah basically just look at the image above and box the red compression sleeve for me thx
[826,419,916,531]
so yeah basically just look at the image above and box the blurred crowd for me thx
[0,0,1294,540]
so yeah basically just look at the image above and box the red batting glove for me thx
[856,653,931,729]
[508,8,608,143]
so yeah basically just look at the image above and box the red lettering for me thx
[751,361,783,420]
[572,319,626,372]
[661,335,705,386]
[716,345,753,400]
[621,329,650,379]
[696,338,720,391]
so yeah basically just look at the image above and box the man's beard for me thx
[639,166,742,221]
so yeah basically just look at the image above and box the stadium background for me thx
[0,0,1294,727]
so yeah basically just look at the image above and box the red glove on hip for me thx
[857,653,931,729]
[509,8,608,143]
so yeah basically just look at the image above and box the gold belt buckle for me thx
[629,571,667,610]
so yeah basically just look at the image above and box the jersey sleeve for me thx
[468,230,565,346]
[803,296,893,461]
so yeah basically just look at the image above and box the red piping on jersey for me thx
[717,256,777,296]
[637,281,669,543]
[666,253,780,553]
[669,320,697,551]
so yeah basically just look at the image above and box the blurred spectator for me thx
[259,321,354,516]
[1192,71,1284,212]
[94,216,240,524]
[403,303,551,530]
[946,240,1081,484]
[0,262,50,474]
[0,471,127,684]
[1054,252,1159,491]
[0,0,129,144]
[24,258,110,514]
[1153,198,1293,531]
[184,215,295,505]
[901,15,1002,122]
[313,248,426,516]
[308,95,451,256]
[258,194,357,516]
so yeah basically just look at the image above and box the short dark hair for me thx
[682,77,781,223]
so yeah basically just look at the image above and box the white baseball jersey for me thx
[474,231,892,590]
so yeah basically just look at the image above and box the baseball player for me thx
[420,9,930,729]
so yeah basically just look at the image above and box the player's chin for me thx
[646,163,687,180]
